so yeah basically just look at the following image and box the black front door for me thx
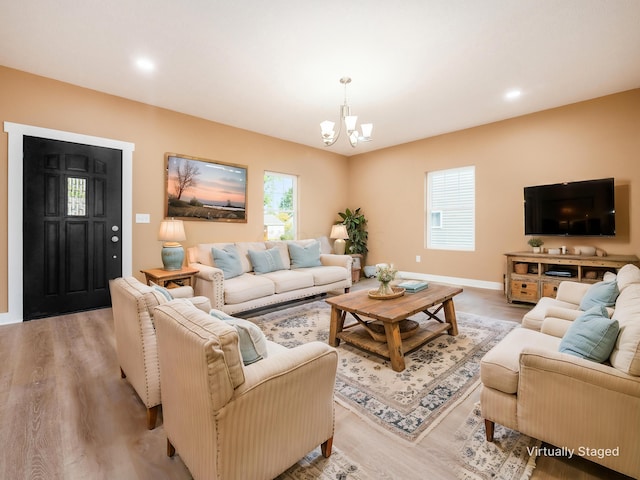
[23,136,123,320]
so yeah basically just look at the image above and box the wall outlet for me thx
[416,255,421,263]
[136,213,150,224]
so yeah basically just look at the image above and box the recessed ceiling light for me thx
[504,89,522,101]
[135,57,156,72]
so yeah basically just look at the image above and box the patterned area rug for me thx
[454,403,540,480]
[278,447,368,480]
[249,300,518,444]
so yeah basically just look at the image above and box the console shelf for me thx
[504,252,639,304]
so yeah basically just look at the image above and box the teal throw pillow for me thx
[209,309,268,365]
[288,241,322,269]
[248,247,285,274]
[579,280,619,310]
[150,281,173,301]
[212,245,243,279]
[559,305,619,363]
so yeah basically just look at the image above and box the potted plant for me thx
[527,237,544,253]
[337,207,368,261]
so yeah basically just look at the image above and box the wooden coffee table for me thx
[326,284,463,372]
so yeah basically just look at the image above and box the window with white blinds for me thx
[426,166,475,251]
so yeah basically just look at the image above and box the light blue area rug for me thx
[278,447,368,480]
[454,403,540,480]
[249,300,518,444]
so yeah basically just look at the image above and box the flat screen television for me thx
[524,178,615,236]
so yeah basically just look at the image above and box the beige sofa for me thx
[109,277,211,428]
[480,264,640,478]
[187,238,352,315]
[154,299,338,480]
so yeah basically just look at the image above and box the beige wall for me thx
[0,66,348,312]
[348,89,640,285]
[1,65,639,313]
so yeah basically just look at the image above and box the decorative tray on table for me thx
[367,286,405,300]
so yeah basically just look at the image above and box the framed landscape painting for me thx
[165,153,248,222]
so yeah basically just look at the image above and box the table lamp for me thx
[330,224,349,255]
[158,219,186,270]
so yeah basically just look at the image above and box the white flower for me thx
[376,264,397,283]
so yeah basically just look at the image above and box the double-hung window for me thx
[426,166,475,251]
[263,171,297,240]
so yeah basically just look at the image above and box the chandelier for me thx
[320,77,373,148]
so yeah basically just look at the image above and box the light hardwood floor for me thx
[0,279,632,479]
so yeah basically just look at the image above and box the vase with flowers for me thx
[376,263,397,296]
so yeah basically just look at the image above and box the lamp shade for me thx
[320,120,335,136]
[330,224,349,239]
[344,115,358,132]
[158,219,186,243]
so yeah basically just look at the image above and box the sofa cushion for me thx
[288,241,322,268]
[235,242,267,273]
[579,280,619,310]
[223,273,275,305]
[481,327,561,394]
[317,235,333,254]
[300,265,348,286]
[616,263,640,292]
[248,247,285,274]
[265,241,292,269]
[212,245,243,279]
[610,283,640,375]
[559,305,619,363]
[209,309,268,365]
[261,269,314,293]
[189,296,213,312]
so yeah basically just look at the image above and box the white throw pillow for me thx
[610,283,640,376]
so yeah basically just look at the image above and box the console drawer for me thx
[510,280,538,301]
[542,282,559,299]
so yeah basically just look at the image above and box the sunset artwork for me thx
[165,153,248,222]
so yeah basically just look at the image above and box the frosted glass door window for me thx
[67,177,87,216]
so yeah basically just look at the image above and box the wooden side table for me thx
[141,266,199,288]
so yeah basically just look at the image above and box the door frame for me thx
[1,122,134,324]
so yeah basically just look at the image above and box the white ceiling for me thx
[2,1,640,156]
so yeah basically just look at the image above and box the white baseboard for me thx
[397,271,503,291]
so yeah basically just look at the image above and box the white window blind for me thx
[426,166,475,251]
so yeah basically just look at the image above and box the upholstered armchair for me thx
[153,299,338,480]
[109,276,211,429]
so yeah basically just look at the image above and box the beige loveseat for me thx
[154,299,338,480]
[109,277,211,428]
[187,238,352,315]
[480,263,640,478]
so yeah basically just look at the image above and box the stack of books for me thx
[397,280,429,293]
